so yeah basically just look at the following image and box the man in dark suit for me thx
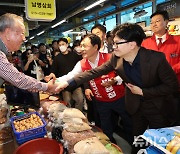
[55,23,179,150]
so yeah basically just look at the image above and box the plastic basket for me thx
[16,132,46,144]
[10,112,47,144]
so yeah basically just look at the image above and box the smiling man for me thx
[53,34,132,143]
[55,24,179,152]
[0,13,57,93]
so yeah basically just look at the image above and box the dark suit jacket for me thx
[73,47,179,120]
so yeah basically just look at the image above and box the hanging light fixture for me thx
[84,0,107,11]
[133,7,148,19]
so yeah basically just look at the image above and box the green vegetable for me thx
[105,143,122,154]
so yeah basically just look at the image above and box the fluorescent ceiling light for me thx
[63,31,83,35]
[37,31,45,36]
[51,19,66,28]
[70,32,83,34]
[84,0,106,11]
[62,29,73,35]
[30,36,34,40]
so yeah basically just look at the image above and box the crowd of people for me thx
[0,10,179,154]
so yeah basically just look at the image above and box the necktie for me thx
[158,38,162,49]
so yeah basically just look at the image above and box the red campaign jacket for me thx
[142,33,180,82]
[81,53,125,102]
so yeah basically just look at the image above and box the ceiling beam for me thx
[0,2,24,7]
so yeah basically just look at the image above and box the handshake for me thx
[45,73,69,94]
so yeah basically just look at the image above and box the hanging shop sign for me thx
[25,0,56,21]
[157,0,180,19]
[46,38,53,45]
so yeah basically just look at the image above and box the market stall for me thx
[0,87,123,154]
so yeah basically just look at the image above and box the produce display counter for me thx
[0,91,123,154]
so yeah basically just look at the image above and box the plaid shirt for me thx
[0,38,47,91]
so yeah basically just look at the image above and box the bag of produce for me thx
[64,122,91,132]
[74,137,109,154]
[63,108,86,120]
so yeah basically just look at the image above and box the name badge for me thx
[170,53,179,58]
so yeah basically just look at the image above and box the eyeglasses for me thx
[113,41,130,48]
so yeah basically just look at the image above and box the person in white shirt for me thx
[45,34,133,144]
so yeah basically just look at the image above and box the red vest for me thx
[81,53,125,102]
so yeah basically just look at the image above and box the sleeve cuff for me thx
[114,76,123,85]
[67,79,77,88]
[41,82,48,91]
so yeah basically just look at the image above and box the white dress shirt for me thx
[155,33,166,45]
[56,53,100,82]
[56,52,123,85]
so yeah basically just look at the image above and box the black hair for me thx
[72,40,81,49]
[112,23,146,46]
[57,38,68,44]
[52,40,57,44]
[25,49,32,55]
[31,45,39,53]
[106,31,112,38]
[38,43,46,49]
[83,34,101,50]
[150,10,169,20]
[91,24,106,34]
[31,45,37,50]
[25,42,31,46]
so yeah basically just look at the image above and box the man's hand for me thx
[85,89,94,101]
[47,79,59,94]
[101,77,117,87]
[55,81,69,93]
[44,73,56,82]
[125,83,143,96]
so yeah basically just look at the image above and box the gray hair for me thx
[0,13,24,32]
